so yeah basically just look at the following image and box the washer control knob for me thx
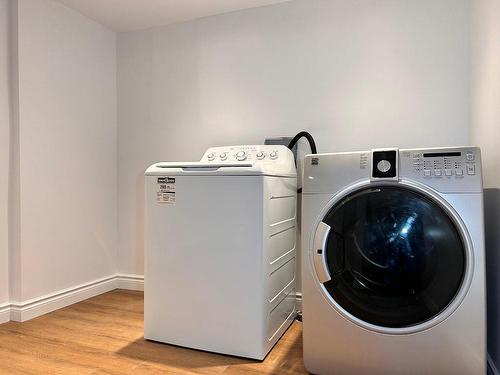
[269,151,278,160]
[256,152,265,160]
[219,152,227,160]
[207,153,216,161]
[377,160,391,173]
[236,151,247,161]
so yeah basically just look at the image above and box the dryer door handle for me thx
[312,222,331,283]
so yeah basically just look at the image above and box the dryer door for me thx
[314,185,466,329]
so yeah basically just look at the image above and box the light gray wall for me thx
[0,0,10,306]
[10,0,118,301]
[470,0,500,371]
[117,0,470,279]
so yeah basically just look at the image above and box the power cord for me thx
[287,131,317,154]
[288,131,317,194]
[287,132,316,322]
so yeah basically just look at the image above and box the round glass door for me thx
[321,186,465,328]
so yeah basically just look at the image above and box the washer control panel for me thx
[201,145,286,163]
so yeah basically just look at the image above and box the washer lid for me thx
[145,145,297,177]
[145,161,263,176]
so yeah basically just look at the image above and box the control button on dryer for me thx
[377,160,391,173]
[466,152,475,161]
[207,153,216,161]
[445,169,453,176]
[256,152,265,160]
[269,151,278,160]
[434,169,442,177]
[219,152,227,161]
[423,169,431,177]
[467,164,476,175]
[455,169,464,176]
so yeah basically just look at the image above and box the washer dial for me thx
[235,151,247,161]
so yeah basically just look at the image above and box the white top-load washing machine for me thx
[144,145,297,360]
[302,147,485,375]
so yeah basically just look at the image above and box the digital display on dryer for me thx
[423,152,461,158]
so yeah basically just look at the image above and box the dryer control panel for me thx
[399,147,482,193]
[405,150,476,178]
[302,146,482,195]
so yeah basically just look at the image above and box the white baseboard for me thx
[9,276,117,322]
[489,354,500,375]
[0,304,10,324]
[0,274,144,324]
[115,274,144,291]
[0,275,144,324]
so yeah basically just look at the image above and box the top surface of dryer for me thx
[146,145,296,177]
[302,146,482,194]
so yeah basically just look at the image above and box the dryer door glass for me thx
[322,186,465,328]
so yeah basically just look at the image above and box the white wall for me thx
[11,0,117,301]
[471,0,500,188]
[117,0,470,277]
[0,0,10,306]
[470,0,500,371]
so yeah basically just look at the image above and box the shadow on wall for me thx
[485,188,500,370]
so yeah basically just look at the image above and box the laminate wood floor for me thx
[0,290,308,374]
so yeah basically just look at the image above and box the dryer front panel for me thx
[313,184,470,331]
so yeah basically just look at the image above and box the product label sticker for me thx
[157,177,176,204]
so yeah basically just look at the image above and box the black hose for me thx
[287,131,317,154]
[288,131,317,194]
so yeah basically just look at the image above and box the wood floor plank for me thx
[0,290,308,374]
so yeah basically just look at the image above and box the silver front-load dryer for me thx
[301,147,486,375]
